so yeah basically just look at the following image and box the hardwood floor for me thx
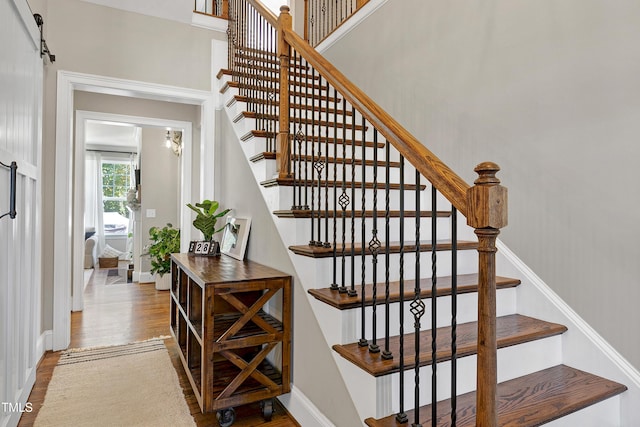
[19,268,300,427]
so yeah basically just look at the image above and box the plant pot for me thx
[155,273,171,291]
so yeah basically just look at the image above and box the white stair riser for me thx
[333,288,516,344]
[291,215,453,244]
[264,183,441,212]
[296,250,480,290]
[248,157,278,181]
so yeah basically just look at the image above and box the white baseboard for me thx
[278,386,336,427]
[37,329,53,355]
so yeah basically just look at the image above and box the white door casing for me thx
[0,1,43,427]
[53,71,214,350]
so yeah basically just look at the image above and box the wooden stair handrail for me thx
[281,25,470,216]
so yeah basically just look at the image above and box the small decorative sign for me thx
[188,240,220,256]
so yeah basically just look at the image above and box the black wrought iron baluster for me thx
[451,206,458,426]
[330,87,339,291]
[382,140,392,360]
[309,65,317,245]
[323,78,330,248]
[431,185,438,426]
[369,128,380,354]
[291,50,301,210]
[298,54,306,207]
[238,0,244,96]
[262,16,270,143]
[322,0,327,43]
[302,58,309,211]
[296,53,305,210]
[226,1,233,72]
[358,113,368,348]
[411,170,424,427]
[257,13,264,135]
[247,6,254,114]
[268,23,276,153]
[396,155,408,424]
[241,1,248,101]
[313,75,324,247]
[348,106,357,297]
[311,0,316,46]
[338,98,349,294]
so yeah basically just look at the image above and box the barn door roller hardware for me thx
[0,161,17,220]
[33,14,55,63]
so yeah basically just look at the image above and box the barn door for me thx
[0,1,43,426]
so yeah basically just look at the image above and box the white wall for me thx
[138,127,180,273]
[321,0,640,369]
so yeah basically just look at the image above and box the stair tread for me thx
[241,111,366,130]
[289,240,477,258]
[364,364,627,426]
[333,314,567,377]
[292,154,401,168]
[221,81,339,101]
[233,53,308,69]
[309,273,520,310]
[274,209,451,219]
[231,96,354,116]
[250,152,402,170]
[261,177,426,191]
[250,130,384,148]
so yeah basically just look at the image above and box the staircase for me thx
[215,1,629,425]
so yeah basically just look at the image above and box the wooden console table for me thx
[169,253,291,426]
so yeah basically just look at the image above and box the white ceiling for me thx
[85,121,140,151]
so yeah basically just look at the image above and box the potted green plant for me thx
[186,199,231,241]
[147,223,180,290]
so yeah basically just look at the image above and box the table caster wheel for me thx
[216,407,236,427]
[261,398,274,421]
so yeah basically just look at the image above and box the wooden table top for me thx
[171,253,291,285]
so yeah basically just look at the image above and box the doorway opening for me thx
[53,71,215,351]
[74,110,193,312]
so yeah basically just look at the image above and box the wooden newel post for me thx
[466,162,507,427]
[277,6,292,179]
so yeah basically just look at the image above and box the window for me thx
[101,160,131,235]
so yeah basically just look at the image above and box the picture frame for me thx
[220,217,251,260]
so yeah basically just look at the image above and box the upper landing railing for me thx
[304,0,370,46]
[225,1,508,425]
[194,0,368,46]
[194,0,229,19]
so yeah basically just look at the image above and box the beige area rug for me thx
[90,264,132,286]
[34,339,196,427]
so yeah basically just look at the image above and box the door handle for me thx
[0,161,17,219]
